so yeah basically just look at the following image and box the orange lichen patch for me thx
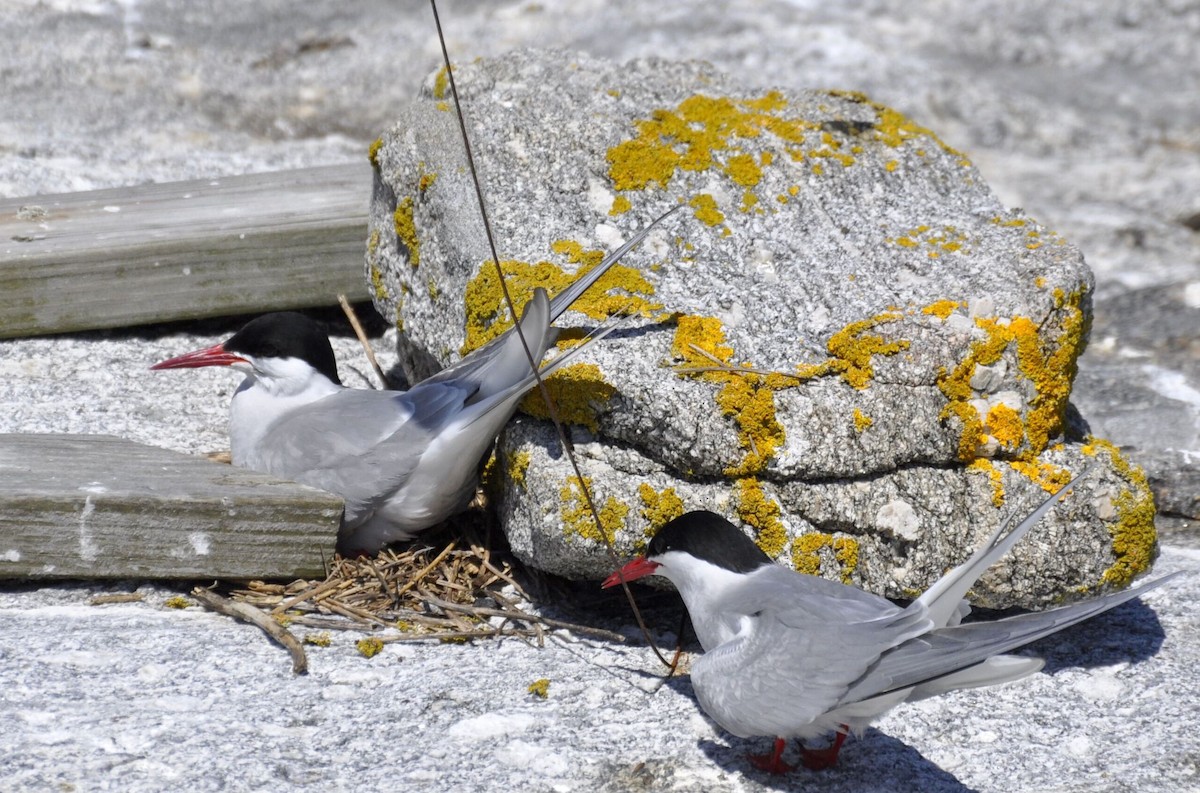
[560,475,628,545]
[417,172,437,193]
[922,300,962,320]
[986,404,1025,451]
[1007,459,1072,493]
[853,408,873,433]
[821,313,910,389]
[461,243,660,353]
[393,197,419,268]
[968,458,1006,507]
[937,290,1087,462]
[609,195,632,216]
[517,363,617,433]
[1081,438,1158,589]
[734,478,787,558]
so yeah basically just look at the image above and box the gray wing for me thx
[837,571,1182,707]
[691,566,934,737]
[253,381,474,526]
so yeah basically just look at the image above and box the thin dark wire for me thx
[428,0,672,669]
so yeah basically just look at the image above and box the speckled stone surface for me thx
[368,50,1148,605]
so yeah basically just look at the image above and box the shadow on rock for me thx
[694,729,980,793]
[1024,596,1169,673]
[661,675,978,792]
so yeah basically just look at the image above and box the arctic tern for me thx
[153,210,675,552]
[603,479,1178,773]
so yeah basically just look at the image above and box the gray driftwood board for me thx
[0,434,343,580]
[0,163,371,339]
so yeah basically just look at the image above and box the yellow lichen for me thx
[393,197,419,269]
[724,153,763,187]
[507,449,531,490]
[1081,438,1158,588]
[671,315,784,475]
[604,87,968,233]
[853,408,873,433]
[432,66,449,99]
[986,403,1025,451]
[609,195,632,216]
[356,638,384,658]
[888,225,968,256]
[790,533,859,584]
[822,313,909,389]
[527,679,550,699]
[922,300,962,320]
[418,172,437,193]
[937,290,1087,462]
[368,137,383,169]
[968,458,1006,507]
[638,483,686,534]
[369,261,388,302]
[460,242,660,354]
[689,193,725,227]
[734,478,787,558]
[164,596,191,610]
[304,632,332,647]
[561,475,628,544]
[1007,459,1071,493]
[518,363,617,432]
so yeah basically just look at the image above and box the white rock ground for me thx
[0,551,1195,793]
[0,321,1195,792]
[2,0,1198,790]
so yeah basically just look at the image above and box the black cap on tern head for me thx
[647,510,773,574]
[224,312,342,385]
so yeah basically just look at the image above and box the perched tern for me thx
[603,481,1178,773]
[153,210,676,552]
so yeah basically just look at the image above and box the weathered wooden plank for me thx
[0,163,372,339]
[0,434,343,580]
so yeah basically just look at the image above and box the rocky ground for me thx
[1,1,1197,790]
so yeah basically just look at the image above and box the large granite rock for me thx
[367,49,1158,608]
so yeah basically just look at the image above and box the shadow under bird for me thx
[603,477,1179,773]
[152,211,676,553]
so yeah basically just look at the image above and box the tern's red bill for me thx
[150,343,247,370]
[601,557,661,589]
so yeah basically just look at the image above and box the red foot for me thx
[748,737,795,774]
[800,728,847,771]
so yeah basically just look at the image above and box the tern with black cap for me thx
[153,211,675,553]
[603,478,1178,773]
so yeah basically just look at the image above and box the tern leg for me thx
[748,737,795,774]
[800,726,848,770]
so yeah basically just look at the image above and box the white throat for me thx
[228,357,342,466]
[656,552,762,652]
